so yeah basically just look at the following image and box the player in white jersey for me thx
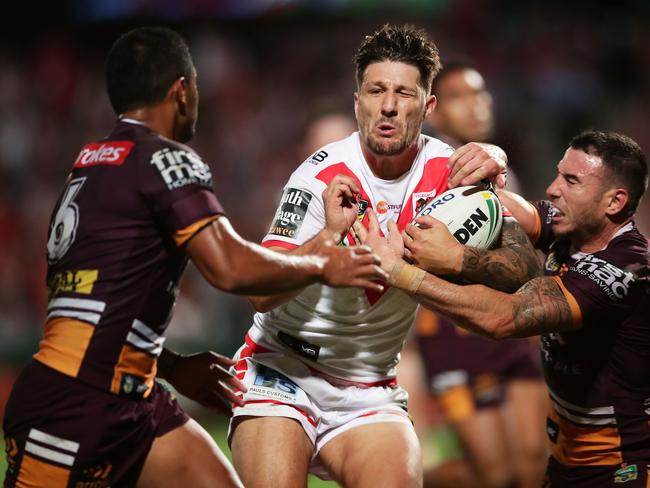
[229,25,516,488]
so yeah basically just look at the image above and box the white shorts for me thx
[229,334,412,480]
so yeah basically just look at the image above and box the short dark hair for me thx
[431,61,480,94]
[570,130,648,217]
[105,26,194,115]
[353,24,441,94]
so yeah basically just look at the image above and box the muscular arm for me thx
[410,273,574,339]
[187,216,383,296]
[458,217,542,292]
[405,216,541,293]
[496,189,539,239]
[247,229,340,312]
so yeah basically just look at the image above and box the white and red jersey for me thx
[248,132,453,383]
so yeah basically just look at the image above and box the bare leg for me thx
[319,422,421,488]
[137,418,243,488]
[230,416,313,488]
[503,380,548,488]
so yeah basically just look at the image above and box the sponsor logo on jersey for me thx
[150,148,213,190]
[307,150,329,165]
[268,188,313,239]
[570,254,635,300]
[74,141,134,168]
[413,191,436,215]
[47,269,99,298]
[249,365,299,403]
[376,201,388,214]
[614,463,638,483]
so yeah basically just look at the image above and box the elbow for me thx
[249,296,274,313]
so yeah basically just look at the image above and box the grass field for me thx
[0,422,340,487]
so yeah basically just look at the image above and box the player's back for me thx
[37,119,221,399]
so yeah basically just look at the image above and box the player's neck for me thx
[120,105,175,140]
[572,218,633,253]
[361,142,419,180]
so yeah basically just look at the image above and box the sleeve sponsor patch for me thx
[268,188,313,239]
[150,148,213,190]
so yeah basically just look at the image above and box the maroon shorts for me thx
[418,322,542,419]
[3,361,189,487]
[544,455,650,487]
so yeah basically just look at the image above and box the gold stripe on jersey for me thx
[110,344,157,398]
[548,406,622,465]
[17,454,72,486]
[552,276,583,329]
[33,318,94,378]
[438,385,475,422]
[173,214,220,247]
[47,269,99,298]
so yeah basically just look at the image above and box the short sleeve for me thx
[141,143,224,246]
[261,163,326,249]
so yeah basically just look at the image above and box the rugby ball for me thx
[413,186,503,249]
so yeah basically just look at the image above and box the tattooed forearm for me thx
[460,218,542,292]
[511,277,573,337]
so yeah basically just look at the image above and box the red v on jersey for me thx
[317,157,450,305]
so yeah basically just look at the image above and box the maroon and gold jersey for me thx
[532,200,650,469]
[34,119,223,399]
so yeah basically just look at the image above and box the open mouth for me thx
[376,123,397,136]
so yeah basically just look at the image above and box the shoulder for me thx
[419,134,455,160]
[287,133,362,190]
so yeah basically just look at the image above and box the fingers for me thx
[413,215,436,229]
[366,208,380,235]
[351,278,385,293]
[352,220,368,244]
[447,143,507,188]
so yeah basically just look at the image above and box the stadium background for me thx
[0,0,648,485]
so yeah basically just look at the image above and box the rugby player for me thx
[360,130,650,487]
[228,24,540,487]
[400,63,547,488]
[1,26,388,488]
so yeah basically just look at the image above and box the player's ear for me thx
[424,94,437,119]
[172,76,188,116]
[604,187,629,217]
[353,92,359,120]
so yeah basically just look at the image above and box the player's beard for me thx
[366,134,409,156]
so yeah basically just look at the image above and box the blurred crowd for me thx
[1,2,649,367]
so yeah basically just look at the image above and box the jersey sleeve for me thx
[552,244,638,330]
[140,142,224,246]
[530,200,557,252]
[261,162,326,250]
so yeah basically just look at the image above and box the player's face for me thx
[177,69,199,143]
[355,61,435,157]
[546,148,611,244]
[432,69,494,144]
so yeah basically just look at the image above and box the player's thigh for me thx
[453,407,514,486]
[230,416,313,488]
[503,380,549,474]
[319,421,422,488]
[137,418,243,488]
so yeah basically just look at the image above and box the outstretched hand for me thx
[447,142,507,189]
[164,351,247,416]
[352,208,404,274]
[320,241,388,292]
[404,215,463,275]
